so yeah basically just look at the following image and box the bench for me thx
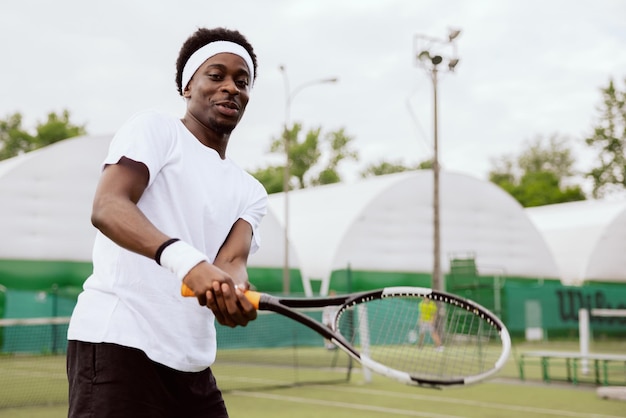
[518,351,626,386]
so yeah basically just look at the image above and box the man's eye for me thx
[236,80,249,88]
[208,73,223,80]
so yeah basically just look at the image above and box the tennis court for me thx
[1,375,625,418]
[1,340,626,418]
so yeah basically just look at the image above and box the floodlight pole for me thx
[432,65,442,292]
[414,29,461,292]
[279,65,338,294]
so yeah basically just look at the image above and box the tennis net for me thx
[0,310,352,408]
[0,317,69,408]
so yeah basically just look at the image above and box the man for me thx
[67,27,267,417]
[417,298,444,352]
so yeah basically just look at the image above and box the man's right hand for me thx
[183,262,257,327]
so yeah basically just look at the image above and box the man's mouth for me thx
[215,101,240,117]
[216,100,240,110]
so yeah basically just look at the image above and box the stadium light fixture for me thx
[413,29,461,292]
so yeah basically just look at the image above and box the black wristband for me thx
[155,238,180,265]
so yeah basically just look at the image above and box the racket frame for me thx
[253,286,511,388]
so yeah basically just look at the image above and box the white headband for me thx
[181,40,255,92]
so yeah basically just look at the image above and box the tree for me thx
[251,123,358,193]
[0,113,33,160]
[359,159,432,178]
[518,134,577,179]
[250,166,285,194]
[34,110,86,148]
[0,109,86,160]
[507,171,586,208]
[488,134,586,207]
[585,78,626,198]
[285,125,322,189]
[310,128,358,186]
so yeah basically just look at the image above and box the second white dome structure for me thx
[266,171,559,296]
[527,199,626,286]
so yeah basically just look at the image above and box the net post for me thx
[578,308,589,375]
[357,304,373,383]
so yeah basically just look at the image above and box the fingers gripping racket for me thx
[181,285,511,388]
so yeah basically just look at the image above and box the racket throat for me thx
[330,337,360,359]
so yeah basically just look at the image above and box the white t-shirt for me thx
[68,110,267,372]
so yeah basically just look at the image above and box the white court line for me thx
[311,385,624,418]
[230,386,624,418]
[230,390,462,418]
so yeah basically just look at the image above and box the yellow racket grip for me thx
[181,283,195,297]
[180,283,261,309]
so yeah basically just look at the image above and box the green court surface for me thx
[1,378,625,418]
[2,350,626,417]
[1,340,625,417]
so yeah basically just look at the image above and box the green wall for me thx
[502,278,626,337]
[247,267,304,294]
[2,258,625,347]
[0,259,91,291]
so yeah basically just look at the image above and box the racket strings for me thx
[336,296,504,380]
[441,307,496,377]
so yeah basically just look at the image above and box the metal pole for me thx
[279,67,338,294]
[281,67,291,295]
[414,29,460,291]
[283,124,290,294]
[432,67,442,291]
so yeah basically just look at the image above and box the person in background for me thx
[66,27,267,418]
[417,298,444,352]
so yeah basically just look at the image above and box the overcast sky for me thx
[2,0,625,184]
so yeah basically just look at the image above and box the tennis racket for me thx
[181,284,511,388]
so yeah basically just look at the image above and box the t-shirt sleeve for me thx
[240,179,268,255]
[103,110,176,187]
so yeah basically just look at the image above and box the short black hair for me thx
[175,27,258,96]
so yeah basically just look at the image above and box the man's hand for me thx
[183,261,257,327]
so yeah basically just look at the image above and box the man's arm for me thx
[92,157,254,327]
[213,218,254,288]
[91,157,168,256]
[184,218,257,327]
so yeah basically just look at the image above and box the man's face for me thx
[184,52,251,135]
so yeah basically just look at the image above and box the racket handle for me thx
[181,283,195,297]
[180,283,261,309]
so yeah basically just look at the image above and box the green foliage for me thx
[489,134,586,207]
[417,159,435,170]
[0,110,86,161]
[0,113,34,161]
[251,123,358,193]
[325,128,359,169]
[250,166,285,194]
[518,134,576,178]
[35,110,86,148]
[309,128,359,187]
[508,171,586,208]
[360,160,411,177]
[584,78,626,198]
[359,159,431,178]
[314,168,341,185]
[291,127,322,189]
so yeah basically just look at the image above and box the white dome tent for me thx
[526,200,626,286]
[0,134,290,290]
[268,171,560,296]
[247,203,300,272]
[0,135,109,265]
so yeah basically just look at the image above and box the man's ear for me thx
[183,87,191,98]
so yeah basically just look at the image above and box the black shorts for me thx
[67,340,228,418]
